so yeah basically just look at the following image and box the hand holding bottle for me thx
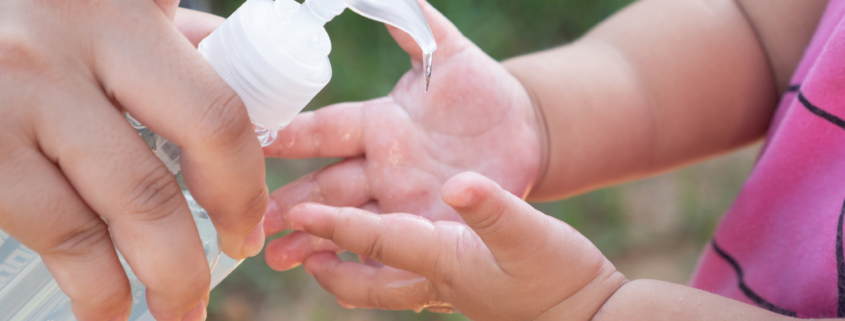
[0,4,267,321]
[262,0,544,270]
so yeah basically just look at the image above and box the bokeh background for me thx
[177,0,762,319]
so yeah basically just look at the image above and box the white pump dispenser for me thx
[199,0,438,146]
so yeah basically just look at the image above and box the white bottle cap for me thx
[198,0,437,146]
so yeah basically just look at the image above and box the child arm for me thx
[505,0,827,201]
[285,172,820,320]
[260,0,827,278]
[588,279,817,321]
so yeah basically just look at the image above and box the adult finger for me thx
[440,172,561,265]
[93,0,268,260]
[264,231,343,271]
[35,88,210,320]
[174,8,224,48]
[263,102,365,159]
[303,253,446,311]
[285,203,449,277]
[386,0,471,62]
[0,148,131,321]
[264,158,371,236]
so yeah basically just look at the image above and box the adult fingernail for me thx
[242,217,266,257]
[108,308,129,321]
[337,299,356,309]
[181,300,207,321]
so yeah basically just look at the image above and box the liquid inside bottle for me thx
[0,115,242,321]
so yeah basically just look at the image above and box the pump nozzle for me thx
[345,0,436,91]
[198,0,437,146]
[343,0,437,53]
[299,0,437,91]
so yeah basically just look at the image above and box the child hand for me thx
[262,0,544,271]
[283,172,626,320]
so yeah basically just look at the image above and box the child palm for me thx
[262,1,543,270]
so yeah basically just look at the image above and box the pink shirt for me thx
[690,1,845,318]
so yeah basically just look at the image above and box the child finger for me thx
[441,172,557,264]
[303,253,443,311]
[286,204,445,277]
[264,231,343,271]
[264,158,371,236]
[265,201,380,271]
[263,102,365,159]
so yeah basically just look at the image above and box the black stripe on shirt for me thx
[711,241,798,317]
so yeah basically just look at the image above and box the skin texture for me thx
[282,173,815,320]
[285,172,626,319]
[261,0,542,270]
[265,0,837,319]
[507,0,829,201]
[0,4,266,321]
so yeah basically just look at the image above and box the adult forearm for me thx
[506,0,779,201]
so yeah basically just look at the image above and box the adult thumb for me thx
[441,172,554,264]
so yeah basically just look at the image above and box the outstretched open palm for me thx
[262,1,543,271]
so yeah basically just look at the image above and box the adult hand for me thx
[263,0,544,271]
[283,172,626,319]
[0,4,267,321]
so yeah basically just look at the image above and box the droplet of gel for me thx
[423,52,433,92]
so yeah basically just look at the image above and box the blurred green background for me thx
[182,0,761,319]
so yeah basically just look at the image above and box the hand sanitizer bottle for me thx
[0,0,435,320]
[202,0,438,146]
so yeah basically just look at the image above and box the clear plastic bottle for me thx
[0,116,241,321]
[0,0,435,319]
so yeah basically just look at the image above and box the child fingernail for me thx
[263,199,281,235]
[304,261,317,275]
[241,218,265,257]
[265,199,280,217]
[449,187,476,208]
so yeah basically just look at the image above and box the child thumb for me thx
[441,172,552,263]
